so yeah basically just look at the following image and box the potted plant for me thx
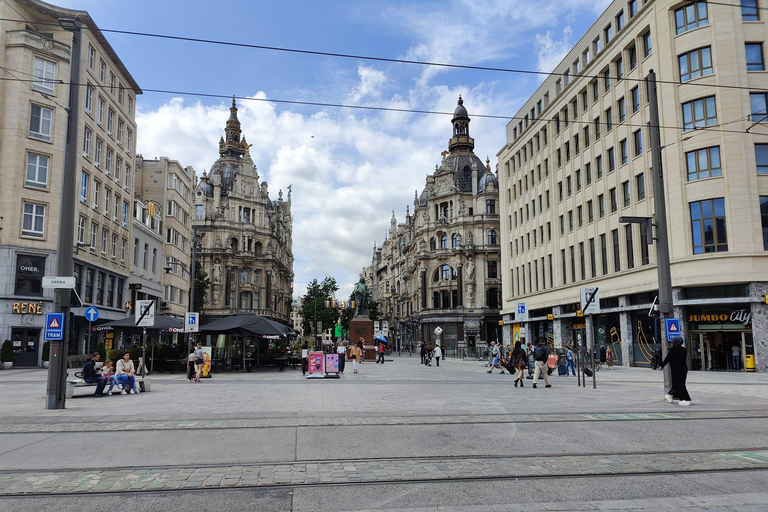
[42,340,50,369]
[1,340,14,370]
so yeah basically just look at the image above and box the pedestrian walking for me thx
[565,346,575,376]
[420,341,426,365]
[187,348,196,382]
[511,341,526,387]
[433,344,442,366]
[194,343,204,382]
[660,336,692,406]
[485,341,493,367]
[377,342,385,364]
[348,343,362,374]
[358,337,366,363]
[731,344,741,370]
[532,339,551,388]
[599,345,607,368]
[301,344,309,375]
[425,343,433,366]
[606,346,614,369]
[337,341,347,374]
[487,341,505,374]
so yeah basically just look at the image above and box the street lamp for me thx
[46,16,82,410]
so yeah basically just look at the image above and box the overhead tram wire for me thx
[0,71,762,139]
[0,16,767,95]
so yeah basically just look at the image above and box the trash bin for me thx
[745,354,756,372]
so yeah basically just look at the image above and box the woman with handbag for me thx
[194,343,205,382]
[348,343,362,374]
[511,341,526,387]
[660,336,692,406]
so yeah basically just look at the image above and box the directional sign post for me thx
[42,276,76,289]
[515,302,528,321]
[135,300,155,378]
[665,318,681,342]
[44,312,65,341]
[185,312,199,333]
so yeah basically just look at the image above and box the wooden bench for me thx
[66,373,151,398]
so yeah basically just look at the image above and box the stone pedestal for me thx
[350,317,376,361]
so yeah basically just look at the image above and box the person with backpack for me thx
[510,341,526,387]
[486,341,505,374]
[565,346,575,376]
[532,339,552,388]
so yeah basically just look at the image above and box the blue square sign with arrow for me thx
[665,318,681,342]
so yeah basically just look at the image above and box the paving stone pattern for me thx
[1,449,767,496]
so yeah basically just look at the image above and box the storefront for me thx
[594,312,623,366]
[687,306,753,371]
[6,254,49,367]
[631,313,660,368]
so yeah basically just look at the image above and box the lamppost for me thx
[46,16,81,410]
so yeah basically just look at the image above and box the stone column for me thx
[552,306,564,346]
[618,295,633,367]
[750,282,768,373]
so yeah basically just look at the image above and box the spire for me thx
[219,96,246,157]
[448,95,474,153]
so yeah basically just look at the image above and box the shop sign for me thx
[688,308,752,329]
[12,301,44,314]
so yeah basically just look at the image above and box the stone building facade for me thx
[193,99,293,325]
[497,0,768,372]
[369,97,502,351]
[0,0,140,364]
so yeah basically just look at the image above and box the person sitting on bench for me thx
[82,352,108,397]
[115,352,137,394]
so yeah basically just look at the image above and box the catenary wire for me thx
[0,71,763,138]
[1,15,767,94]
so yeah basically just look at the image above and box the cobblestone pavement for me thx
[1,449,767,496]
[1,409,767,433]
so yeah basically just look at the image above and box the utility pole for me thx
[647,70,673,393]
[46,17,81,409]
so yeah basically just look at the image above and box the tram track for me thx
[1,447,768,498]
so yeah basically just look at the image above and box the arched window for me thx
[487,230,498,245]
[433,265,457,282]
[385,282,390,293]
[440,234,447,249]
[451,233,459,248]
[254,241,263,255]
[430,237,436,251]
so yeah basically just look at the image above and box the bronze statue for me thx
[353,277,372,317]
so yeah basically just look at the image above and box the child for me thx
[102,359,120,395]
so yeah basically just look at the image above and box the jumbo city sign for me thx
[688,309,752,326]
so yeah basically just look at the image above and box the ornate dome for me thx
[478,170,498,193]
[419,188,429,206]
[453,95,468,118]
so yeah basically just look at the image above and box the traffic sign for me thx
[84,306,99,322]
[44,312,65,340]
[515,302,528,321]
[665,318,681,342]
[135,300,155,327]
[185,312,199,333]
[580,287,601,315]
[42,276,76,289]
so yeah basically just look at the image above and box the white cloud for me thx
[534,26,574,76]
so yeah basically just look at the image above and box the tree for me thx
[298,277,340,341]
[194,260,211,313]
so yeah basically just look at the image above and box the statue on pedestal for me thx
[353,277,372,317]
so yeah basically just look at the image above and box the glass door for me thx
[689,332,702,370]
[11,328,40,367]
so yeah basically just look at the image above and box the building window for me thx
[487,230,498,245]
[87,44,95,68]
[117,118,124,144]
[25,153,48,188]
[126,129,133,153]
[629,45,637,70]
[105,147,113,175]
[588,200,594,222]
[488,260,498,279]
[91,223,98,249]
[29,104,52,141]
[675,1,709,34]
[608,147,616,172]
[93,180,100,208]
[83,126,91,157]
[598,194,605,218]
[101,228,108,254]
[750,93,767,122]
[629,0,638,17]
[77,216,86,244]
[98,58,105,81]
[682,96,717,130]
[631,86,640,112]
[679,47,713,82]
[633,130,643,156]
[616,10,624,31]
[625,225,635,269]
[690,198,727,254]
[622,180,631,207]
[589,238,597,277]
[600,234,608,275]
[612,229,621,272]
[96,272,104,304]
[618,97,626,122]
[109,72,116,94]
[746,43,765,71]
[642,32,652,58]
[615,57,624,81]
[687,146,722,180]
[440,235,447,249]
[636,173,646,201]
[761,196,768,250]
[107,109,114,134]
[97,97,104,124]
[620,139,628,165]
[756,144,768,174]
[596,155,603,179]
[15,254,46,296]
[80,171,88,203]
[742,0,759,21]
[85,84,93,113]
[121,238,126,262]
[22,202,45,238]
[610,187,618,213]
[605,107,613,131]
[32,57,56,94]
[112,234,118,258]
[603,68,611,92]
[430,237,436,251]
[486,199,496,214]
[604,24,613,44]
[585,162,592,184]
[451,233,458,248]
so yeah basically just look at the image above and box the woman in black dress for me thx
[660,336,691,406]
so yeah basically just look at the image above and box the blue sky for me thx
[56,0,612,299]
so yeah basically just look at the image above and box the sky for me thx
[55,0,612,299]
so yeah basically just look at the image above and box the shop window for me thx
[15,254,46,296]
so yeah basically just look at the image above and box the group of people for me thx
[82,352,138,397]
[486,339,552,388]
[419,341,443,366]
[186,343,209,383]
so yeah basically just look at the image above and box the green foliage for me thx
[95,342,106,361]
[42,341,50,362]
[194,260,211,313]
[299,277,340,337]
[106,349,123,363]
[367,300,381,321]
[1,340,13,363]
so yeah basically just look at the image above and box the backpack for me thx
[534,344,548,361]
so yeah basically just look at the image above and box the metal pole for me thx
[87,321,92,352]
[141,326,147,377]
[647,70,673,393]
[46,17,81,410]
[591,315,596,389]
[188,228,198,354]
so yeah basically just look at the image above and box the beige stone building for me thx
[136,156,195,319]
[369,97,502,351]
[498,0,768,372]
[193,99,293,326]
[0,0,140,365]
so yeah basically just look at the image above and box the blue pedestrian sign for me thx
[515,302,529,321]
[44,312,65,341]
[185,312,199,333]
[84,306,100,322]
[665,318,681,342]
